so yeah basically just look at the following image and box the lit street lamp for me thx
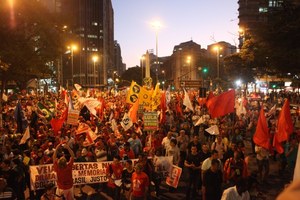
[213,46,222,80]
[68,44,77,85]
[141,56,145,85]
[152,21,162,84]
[187,56,191,80]
[92,55,98,86]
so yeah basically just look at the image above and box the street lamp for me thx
[141,56,145,85]
[92,55,98,86]
[68,44,77,86]
[187,56,191,80]
[151,21,162,84]
[213,46,222,80]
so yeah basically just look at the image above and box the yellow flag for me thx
[151,83,161,110]
[139,87,153,110]
[126,81,141,104]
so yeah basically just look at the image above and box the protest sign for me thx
[30,156,174,190]
[67,109,80,125]
[153,156,173,178]
[166,165,182,188]
[144,112,158,131]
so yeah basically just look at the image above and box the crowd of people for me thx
[0,88,299,200]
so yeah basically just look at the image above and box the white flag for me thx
[293,143,300,181]
[205,125,220,135]
[2,93,8,102]
[19,126,30,145]
[121,113,133,131]
[183,89,193,111]
[74,83,82,91]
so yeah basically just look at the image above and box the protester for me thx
[202,159,223,200]
[53,143,75,200]
[106,155,123,200]
[184,145,201,199]
[130,163,149,200]
[255,145,270,183]
[221,178,250,200]
[0,177,17,200]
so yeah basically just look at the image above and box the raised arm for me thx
[53,143,62,161]
[64,144,75,159]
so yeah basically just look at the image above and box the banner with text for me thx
[67,110,80,125]
[144,112,158,131]
[166,165,182,188]
[30,156,173,190]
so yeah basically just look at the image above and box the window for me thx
[259,7,268,13]
[92,22,98,26]
[87,35,98,39]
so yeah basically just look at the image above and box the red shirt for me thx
[106,163,123,188]
[131,172,149,197]
[53,157,74,190]
[119,149,135,160]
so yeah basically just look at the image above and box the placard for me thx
[143,112,158,131]
[67,109,80,125]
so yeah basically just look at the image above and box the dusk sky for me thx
[112,0,239,68]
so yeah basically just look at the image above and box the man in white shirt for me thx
[221,178,250,200]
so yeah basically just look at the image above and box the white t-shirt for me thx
[221,186,250,200]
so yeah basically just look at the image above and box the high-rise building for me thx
[42,0,118,87]
[238,0,300,47]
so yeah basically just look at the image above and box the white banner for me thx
[30,156,174,190]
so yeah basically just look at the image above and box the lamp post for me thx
[141,56,145,85]
[187,56,191,80]
[162,70,165,89]
[214,45,222,92]
[152,21,161,84]
[68,44,77,86]
[92,55,98,87]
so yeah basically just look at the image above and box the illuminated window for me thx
[92,22,98,26]
[259,7,268,13]
[87,35,98,39]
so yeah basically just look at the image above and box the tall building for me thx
[238,0,300,47]
[42,0,117,87]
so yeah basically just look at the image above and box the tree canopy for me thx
[0,0,62,89]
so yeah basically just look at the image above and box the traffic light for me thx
[202,67,208,74]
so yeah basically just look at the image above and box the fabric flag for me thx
[183,89,193,111]
[207,91,215,101]
[128,99,139,123]
[37,102,53,121]
[236,98,247,117]
[205,125,220,135]
[19,126,30,145]
[111,119,118,132]
[253,108,270,150]
[2,93,8,102]
[74,83,82,91]
[139,87,153,110]
[166,85,171,104]
[121,113,133,131]
[76,123,91,135]
[267,104,276,117]
[293,143,300,181]
[14,101,27,133]
[83,129,98,146]
[26,79,37,89]
[206,90,235,118]
[50,118,64,136]
[126,81,141,104]
[273,99,294,154]
[151,83,161,110]
[78,97,100,117]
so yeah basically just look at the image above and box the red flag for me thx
[50,109,67,136]
[206,90,235,118]
[253,108,270,149]
[273,99,294,153]
[128,99,139,123]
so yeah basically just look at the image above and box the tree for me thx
[249,2,300,75]
[0,0,62,89]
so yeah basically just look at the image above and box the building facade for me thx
[42,0,121,88]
